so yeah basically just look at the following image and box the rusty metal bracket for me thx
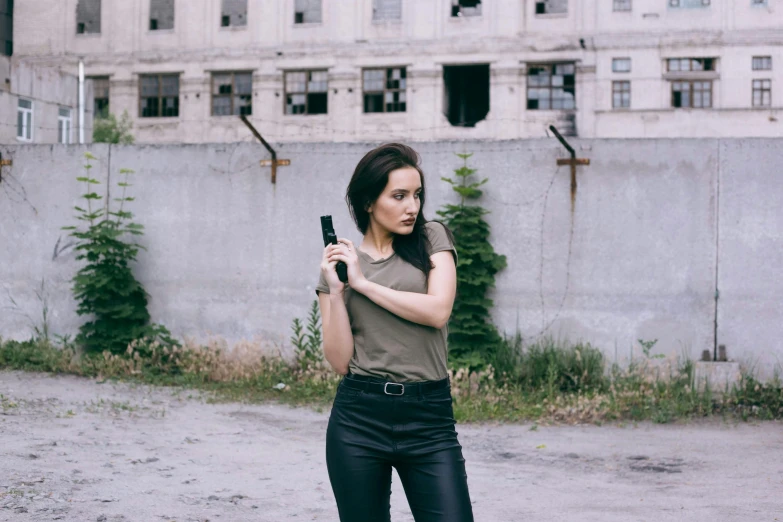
[0,152,12,185]
[549,125,589,207]
[240,114,290,184]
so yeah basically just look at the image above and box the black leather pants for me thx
[325,374,474,522]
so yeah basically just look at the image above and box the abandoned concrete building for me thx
[8,0,783,144]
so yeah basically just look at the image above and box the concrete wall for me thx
[0,139,781,379]
[10,0,783,143]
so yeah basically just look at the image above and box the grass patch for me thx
[1,336,781,425]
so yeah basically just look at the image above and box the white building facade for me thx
[11,0,783,143]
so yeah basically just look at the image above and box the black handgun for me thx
[320,215,349,283]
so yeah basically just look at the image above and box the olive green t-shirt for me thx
[315,221,458,383]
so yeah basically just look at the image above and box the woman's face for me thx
[367,167,422,236]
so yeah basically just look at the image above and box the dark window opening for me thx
[527,63,576,110]
[285,70,328,115]
[90,76,110,119]
[212,71,253,116]
[76,0,101,34]
[1,0,12,56]
[443,64,490,127]
[451,0,481,17]
[363,67,406,113]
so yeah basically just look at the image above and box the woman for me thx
[315,143,474,522]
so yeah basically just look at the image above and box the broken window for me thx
[139,74,179,117]
[527,63,575,110]
[612,81,630,109]
[90,76,110,118]
[294,0,322,24]
[221,0,247,27]
[285,70,328,115]
[671,81,711,108]
[363,67,406,113]
[667,58,714,72]
[212,72,253,116]
[443,64,489,127]
[613,0,632,10]
[58,107,72,144]
[451,0,481,17]
[535,0,567,15]
[752,79,771,107]
[373,0,402,21]
[17,98,32,141]
[76,0,101,34]
[150,0,174,30]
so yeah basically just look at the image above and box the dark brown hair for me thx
[345,143,455,278]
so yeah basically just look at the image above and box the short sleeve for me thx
[425,221,458,265]
[315,269,330,296]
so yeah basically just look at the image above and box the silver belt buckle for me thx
[384,382,405,396]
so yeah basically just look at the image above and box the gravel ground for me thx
[0,370,781,522]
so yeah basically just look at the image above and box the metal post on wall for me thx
[240,115,290,184]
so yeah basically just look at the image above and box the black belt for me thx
[342,373,450,397]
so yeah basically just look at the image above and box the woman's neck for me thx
[362,222,394,255]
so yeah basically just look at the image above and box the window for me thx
[91,76,110,119]
[139,74,179,117]
[752,79,771,107]
[671,81,711,108]
[443,64,490,126]
[76,0,101,34]
[2,0,12,56]
[612,81,630,108]
[535,0,568,14]
[527,63,576,110]
[363,68,406,113]
[613,0,632,10]
[294,0,322,24]
[150,0,174,30]
[669,0,710,7]
[285,70,327,115]
[752,56,772,71]
[212,72,252,116]
[451,0,481,17]
[751,0,768,6]
[58,107,72,144]
[16,98,32,141]
[220,0,247,27]
[373,0,401,21]
[667,58,715,72]
[612,58,632,73]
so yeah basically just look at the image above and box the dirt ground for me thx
[0,370,781,522]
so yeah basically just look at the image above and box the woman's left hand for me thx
[327,239,368,292]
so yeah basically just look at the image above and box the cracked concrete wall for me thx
[0,139,780,379]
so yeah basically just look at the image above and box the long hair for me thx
[345,143,455,278]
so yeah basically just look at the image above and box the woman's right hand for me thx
[321,244,345,294]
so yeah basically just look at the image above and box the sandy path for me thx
[1,370,781,522]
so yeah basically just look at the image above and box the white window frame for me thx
[58,107,73,144]
[17,98,33,142]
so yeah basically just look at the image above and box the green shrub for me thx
[62,152,176,355]
[437,153,507,370]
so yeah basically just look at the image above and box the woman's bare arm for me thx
[318,291,354,375]
[351,251,457,329]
